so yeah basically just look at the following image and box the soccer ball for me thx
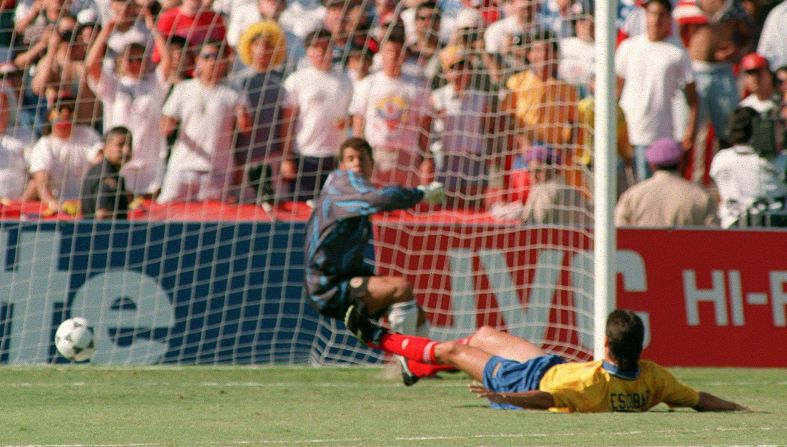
[55,317,96,362]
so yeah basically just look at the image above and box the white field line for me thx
[6,380,787,389]
[3,425,786,447]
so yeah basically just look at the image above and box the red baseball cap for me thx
[741,53,770,72]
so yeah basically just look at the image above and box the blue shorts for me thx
[482,354,567,410]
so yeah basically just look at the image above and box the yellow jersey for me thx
[538,360,701,412]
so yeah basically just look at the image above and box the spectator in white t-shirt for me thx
[350,26,434,188]
[86,8,172,197]
[28,95,102,212]
[615,0,698,182]
[0,89,35,200]
[280,28,354,201]
[158,40,252,204]
[710,106,787,228]
[484,0,539,54]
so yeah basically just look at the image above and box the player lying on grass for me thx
[345,307,749,412]
[304,137,444,339]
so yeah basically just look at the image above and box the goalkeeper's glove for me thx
[417,181,445,205]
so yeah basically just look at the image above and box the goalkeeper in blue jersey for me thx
[304,137,445,339]
[345,307,748,412]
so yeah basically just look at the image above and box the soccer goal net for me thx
[0,0,596,365]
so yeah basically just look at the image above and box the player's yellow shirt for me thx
[538,360,700,412]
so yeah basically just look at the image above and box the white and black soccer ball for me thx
[55,317,96,362]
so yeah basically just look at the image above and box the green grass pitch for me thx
[1,366,785,446]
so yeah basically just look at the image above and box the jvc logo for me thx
[0,229,174,364]
[434,248,652,351]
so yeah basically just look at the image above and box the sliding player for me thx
[345,307,748,412]
[304,137,444,346]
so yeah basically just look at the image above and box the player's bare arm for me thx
[692,391,749,412]
[468,382,555,410]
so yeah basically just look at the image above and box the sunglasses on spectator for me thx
[59,30,75,42]
[199,51,222,60]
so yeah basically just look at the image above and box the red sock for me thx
[407,359,456,378]
[376,333,438,364]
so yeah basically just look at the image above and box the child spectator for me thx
[81,126,131,219]
[86,8,172,198]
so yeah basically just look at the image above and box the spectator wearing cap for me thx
[158,40,253,204]
[232,20,287,206]
[227,0,305,74]
[483,0,538,54]
[520,145,592,225]
[739,52,781,115]
[616,0,698,182]
[756,0,786,72]
[447,7,504,91]
[85,7,173,198]
[27,95,102,212]
[350,27,435,188]
[431,45,493,209]
[30,14,102,131]
[615,137,717,227]
[279,29,353,201]
[710,106,787,228]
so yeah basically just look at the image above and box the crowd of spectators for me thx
[0,0,783,228]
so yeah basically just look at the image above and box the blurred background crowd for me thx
[0,0,784,227]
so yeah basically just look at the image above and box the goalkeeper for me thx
[345,306,748,412]
[304,137,445,340]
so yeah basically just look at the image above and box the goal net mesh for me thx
[0,0,595,365]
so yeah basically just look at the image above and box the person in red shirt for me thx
[154,0,226,61]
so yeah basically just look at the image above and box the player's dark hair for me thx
[605,309,644,372]
[105,126,133,149]
[727,106,759,145]
[338,137,374,162]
